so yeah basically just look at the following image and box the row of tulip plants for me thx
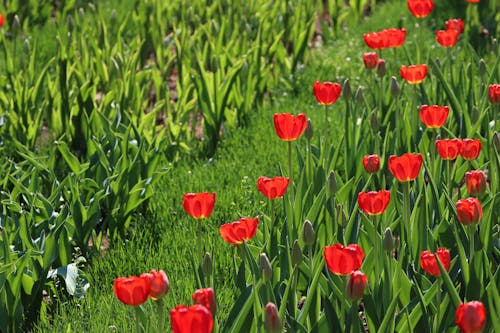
[110,1,499,332]
[0,0,385,331]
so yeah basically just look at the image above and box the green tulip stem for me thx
[324,104,329,135]
[156,299,164,333]
[197,221,203,269]
[403,181,412,260]
[307,137,312,182]
[469,225,475,265]
[135,306,141,333]
[244,242,261,333]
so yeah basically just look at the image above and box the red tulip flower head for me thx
[219,217,258,245]
[407,0,434,18]
[488,84,500,104]
[273,113,307,141]
[264,302,282,333]
[461,139,481,160]
[436,29,459,47]
[363,52,378,69]
[388,153,423,182]
[456,198,483,225]
[466,0,480,3]
[446,19,465,34]
[419,105,449,128]
[386,28,407,48]
[455,301,486,333]
[192,288,217,317]
[324,244,364,275]
[182,192,216,219]
[400,65,428,84]
[257,176,290,199]
[363,28,406,49]
[357,190,391,216]
[0,14,4,28]
[170,304,213,333]
[140,269,169,300]
[113,275,151,306]
[420,248,451,276]
[465,170,487,196]
[313,81,342,105]
[362,154,380,173]
[436,139,463,160]
[346,270,367,300]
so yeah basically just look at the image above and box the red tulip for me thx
[273,113,307,141]
[456,198,482,225]
[313,81,342,105]
[419,105,449,128]
[0,14,4,28]
[400,64,428,84]
[219,217,258,245]
[140,269,169,300]
[362,154,380,173]
[357,190,391,216]
[264,302,282,333]
[324,244,364,275]
[346,270,368,300]
[182,192,216,219]
[446,19,465,34]
[257,176,290,199]
[466,0,480,3]
[363,52,378,69]
[170,304,213,333]
[465,170,487,196]
[113,276,151,306]
[363,28,406,49]
[455,301,487,333]
[436,29,459,47]
[192,288,216,317]
[385,28,407,48]
[407,0,434,18]
[488,84,500,104]
[420,248,450,276]
[436,139,463,160]
[388,153,423,182]
[461,139,481,160]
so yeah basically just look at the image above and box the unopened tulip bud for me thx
[492,38,498,54]
[264,302,282,333]
[78,8,85,18]
[390,76,401,97]
[328,171,337,195]
[478,59,486,76]
[302,220,315,246]
[140,269,169,300]
[343,79,352,99]
[305,118,313,140]
[110,9,117,24]
[292,240,303,266]
[435,57,441,68]
[377,59,386,77]
[493,132,500,151]
[355,87,364,103]
[202,252,213,277]
[346,270,367,300]
[382,228,395,252]
[337,204,348,228]
[67,14,75,32]
[12,15,20,33]
[259,253,273,281]
[471,106,479,123]
[394,236,400,250]
[370,111,379,133]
